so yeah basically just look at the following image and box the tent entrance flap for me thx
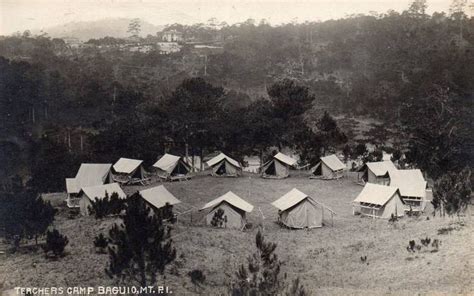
[313,163,322,175]
[265,161,276,175]
[172,161,189,176]
[216,161,226,175]
[213,159,238,176]
[361,170,368,182]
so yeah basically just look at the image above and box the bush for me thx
[157,202,176,223]
[93,233,109,253]
[42,229,68,258]
[106,193,176,286]
[88,192,125,219]
[0,189,55,248]
[210,209,227,228]
[432,168,471,216]
[285,277,308,296]
[188,269,206,291]
[352,142,368,159]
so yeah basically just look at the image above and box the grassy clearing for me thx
[1,172,472,295]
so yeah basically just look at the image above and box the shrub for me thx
[232,230,282,295]
[188,269,206,291]
[88,192,125,219]
[157,202,176,223]
[211,209,227,228]
[42,229,68,258]
[285,277,308,296]
[421,237,431,246]
[106,193,176,286]
[0,190,56,248]
[93,233,109,253]
[432,168,471,217]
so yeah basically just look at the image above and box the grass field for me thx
[1,172,473,295]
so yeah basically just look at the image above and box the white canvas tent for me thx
[206,153,242,177]
[112,158,147,185]
[389,169,428,213]
[79,183,126,216]
[272,188,335,229]
[261,152,297,179]
[310,154,346,179]
[65,163,112,208]
[357,161,397,185]
[353,183,405,219]
[153,153,192,181]
[382,152,393,161]
[139,185,181,215]
[200,191,253,229]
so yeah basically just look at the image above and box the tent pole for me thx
[185,142,189,168]
[322,208,324,226]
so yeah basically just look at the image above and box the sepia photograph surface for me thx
[0,0,473,295]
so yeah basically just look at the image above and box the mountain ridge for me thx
[34,18,165,40]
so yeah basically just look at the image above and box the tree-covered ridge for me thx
[0,0,472,190]
[1,3,472,117]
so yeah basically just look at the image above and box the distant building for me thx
[128,44,154,53]
[243,156,260,173]
[162,30,183,42]
[156,42,181,54]
[62,37,84,49]
[192,44,224,54]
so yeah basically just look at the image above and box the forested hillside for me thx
[0,0,472,192]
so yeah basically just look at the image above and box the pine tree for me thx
[285,277,308,296]
[432,168,471,216]
[232,230,282,295]
[89,192,124,219]
[94,233,109,254]
[231,231,308,295]
[352,142,368,159]
[26,194,56,245]
[316,111,347,154]
[42,229,69,258]
[188,269,206,292]
[362,147,383,164]
[157,202,176,223]
[0,189,55,247]
[127,18,141,39]
[88,193,109,219]
[106,193,176,286]
[109,192,125,216]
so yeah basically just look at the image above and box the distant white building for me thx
[128,45,154,53]
[243,156,260,173]
[62,37,84,49]
[162,30,183,42]
[156,42,182,54]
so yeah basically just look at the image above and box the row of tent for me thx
[78,183,335,230]
[65,152,309,207]
[353,160,430,219]
[65,152,429,221]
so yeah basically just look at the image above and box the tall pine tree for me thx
[106,193,176,286]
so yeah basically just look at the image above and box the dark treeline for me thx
[0,0,472,192]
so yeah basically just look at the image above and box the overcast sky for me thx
[0,0,459,35]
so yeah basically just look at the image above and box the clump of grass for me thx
[407,238,441,253]
[438,221,465,235]
[437,226,455,235]
[345,242,364,252]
